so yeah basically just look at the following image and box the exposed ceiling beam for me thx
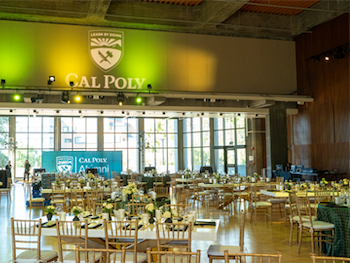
[87,0,112,21]
[196,0,250,26]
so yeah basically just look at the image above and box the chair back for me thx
[239,210,245,252]
[75,247,126,263]
[288,192,298,220]
[104,219,139,263]
[56,219,88,262]
[146,248,200,263]
[310,253,350,263]
[295,194,313,226]
[132,194,152,204]
[11,218,42,261]
[125,202,147,216]
[224,251,282,263]
[164,204,191,217]
[154,185,169,198]
[156,221,192,251]
[69,188,85,211]
[315,187,331,203]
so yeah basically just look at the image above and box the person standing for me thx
[24,160,31,184]
[5,160,12,184]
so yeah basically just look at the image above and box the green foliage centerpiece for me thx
[44,205,56,221]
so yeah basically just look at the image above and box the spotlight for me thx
[142,111,145,115]
[237,113,241,116]
[9,109,13,113]
[147,84,152,90]
[220,113,223,116]
[255,114,258,117]
[1,79,5,85]
[201,113,204,116]
[61,91,70,104]
[334,47,345,59]
[56,110,60,114]
[13,94,21,101]
[136,94,142,104]
[69,81,74,87]
[101,111,104,114]
[87,95,93,99]
[323,55,330,61]
[33,110,37,113]
[47,80,52,85]
[117,92,125,106]
[49,76,55,82]
[78,110,82,114]
[163,112,166,115]
[122,111,125,114]
[182,112,185,115]
[75,95,82,102]
[99,96,105,99]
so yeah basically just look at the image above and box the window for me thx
[183,118,210,171]
[214,117,246,175]
[61,117,97,151]
[15,117,54,177]
[0,117,9,168]
[145,118,178,173]
[103,118,139,172]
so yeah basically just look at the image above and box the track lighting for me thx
[61,91,70,104]
[117,92,125,106]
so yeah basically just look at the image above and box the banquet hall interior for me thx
[0,1,349,263]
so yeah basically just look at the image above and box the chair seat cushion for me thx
[160,254,198,263]
[30,198,45,202]
[309,203,318,208]
[267,199,286,204]
[292,216,318,222]
[63,251,101,263]
[302,221,334,230]
[207,245,241,257]
[254,201,272,207]
[110,252,147,263]
[16,250,57,263]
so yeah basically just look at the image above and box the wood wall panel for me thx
[293,14,350,176]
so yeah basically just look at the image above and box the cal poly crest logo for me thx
[89,30,124,72]
[56,156,73,173]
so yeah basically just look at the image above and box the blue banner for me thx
[42,151,122,177]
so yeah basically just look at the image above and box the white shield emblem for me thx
[89,30,124,72]
[56,156,73,173]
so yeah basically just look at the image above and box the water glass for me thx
[118,209,125,220]
[58,212,66,221]
[142,213,149,226]
[155,209,162,222]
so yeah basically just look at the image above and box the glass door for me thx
[225,148,236,175]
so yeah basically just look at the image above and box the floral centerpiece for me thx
[184,172,191,179]
[285,181,292,191]
[126,168,133,174]
[340,178,349,187]
[254,172,259,179]
[44,205,56,221]
[145,203,156,224]
[151,169,157,176]
[246,176,250,182]
[103,202,114,220]
[123,182,138,201]
[163,210,172,223]
[320,178,328,187]
[71,206,83,221]
[103,180,110,187]
[55,180,60,186]
[86,172,95,180]
[215,173,221,180]
[66,179,71,188]
[300,182,309,191]
[78,178,85,184]
[239,175,244,183]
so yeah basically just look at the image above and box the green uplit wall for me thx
[0,20,297,94]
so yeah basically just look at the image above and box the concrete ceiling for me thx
[0,0,348,41]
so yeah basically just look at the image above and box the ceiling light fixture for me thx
[61,91,70,104]
[75,94,82,102]
[323,55,330,61]
[117,92,125,106]
[13,94,21,101]
[136,94,142,104]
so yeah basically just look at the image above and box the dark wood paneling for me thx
[293,14,350,176]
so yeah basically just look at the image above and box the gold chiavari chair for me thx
[208,211,245,263]
[51,184,67,212]
[154,175,164,188]
[154,185,170,198]
[310,253,350,263]
[224,251,282,263]
[131,194,152,204]
[295,195,334,254]
[125,202,147,216]
[146,248,201,263]
[218,184,234,210]
[75,247,126,263]
[156,221,192,252]
[11,218,58,262]
[177,190,191,205]
[0,179,12,204]
[69,188,85,211]
[249,184,272,225]
[104,219,147,263]
[56,219,89,262]
[192,180,209,207]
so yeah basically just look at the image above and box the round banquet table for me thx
[120,174,170,190]
[317,203,350,257]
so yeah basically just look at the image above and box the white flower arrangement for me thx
[151,169,157,175]
[126,168,133,174]
[184,172,191,179]
[123,182,138,195]
[71,206,83,216]
[103,180,110,186]
[215,173,221,180]
[185,168,191,172]
[254,172,259,178]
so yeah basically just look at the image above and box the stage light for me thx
[136,94,142,104]
[117,92,125,106]
[75,95,82,102]
[13,94,21,101]
[69,81,74,87]
[1,79,5,85]
[323,55,330,61]
[49,76,55,82]
[61,91,70,104]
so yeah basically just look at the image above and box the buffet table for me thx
[317,204,350,257]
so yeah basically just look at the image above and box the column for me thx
[265,108,288,178]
